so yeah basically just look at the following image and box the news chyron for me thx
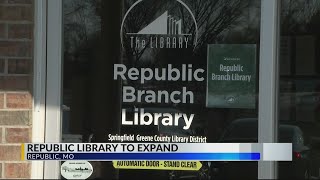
[22,142,292,161]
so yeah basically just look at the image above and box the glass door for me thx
[278,0,320,179]
[48,0,263,179]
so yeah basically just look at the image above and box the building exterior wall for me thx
[0,0,33,178]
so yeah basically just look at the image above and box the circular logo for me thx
[120,0,199,48]
[61,161,93,179]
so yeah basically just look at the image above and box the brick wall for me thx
[0,0,33,179]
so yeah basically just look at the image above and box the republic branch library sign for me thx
[206,44,257,109]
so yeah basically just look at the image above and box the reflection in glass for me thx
[61,0,261,179]
[279,0,320,179]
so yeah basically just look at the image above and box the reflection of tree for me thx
[65,0,260,64]
[182,0,253,54]
[121,0,255,64]
[122,0,164,66]
[281,0,320,35]
[64,0,100,56]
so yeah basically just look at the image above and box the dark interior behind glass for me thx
[279,0,320,179]
[61,0,261,179]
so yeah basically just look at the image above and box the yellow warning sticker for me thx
[112,161,202,171]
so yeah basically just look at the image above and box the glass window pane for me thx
[279,0,320,179]
[62,0,261,179]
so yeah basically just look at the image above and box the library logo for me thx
[120,0,198,49]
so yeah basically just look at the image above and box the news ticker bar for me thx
[25,153,260,161]
[22,143,292,161]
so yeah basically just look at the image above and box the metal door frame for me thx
[258,0,281,179]
[31,0,48,179]
[44,0,63,179]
